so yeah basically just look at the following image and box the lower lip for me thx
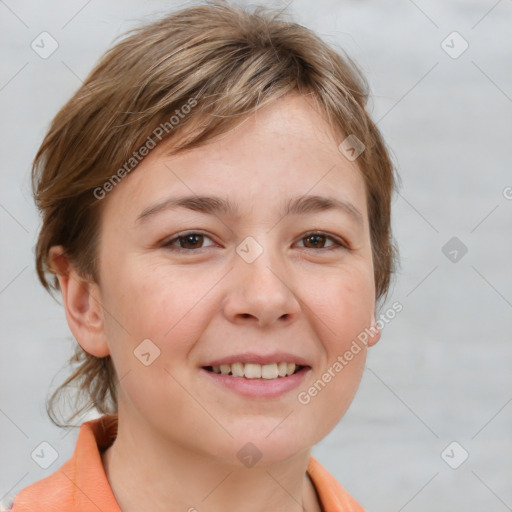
[201,367,311,398]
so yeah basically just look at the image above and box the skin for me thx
[50,92,381,512]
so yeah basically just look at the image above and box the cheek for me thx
[267,265,372,447]
[306,264,375,350]
[293,266,373,436]
[98,264,207,417]
[100,260,221,368]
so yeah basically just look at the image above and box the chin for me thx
[219,426,313,468]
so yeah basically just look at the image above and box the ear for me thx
[49,245,110,357]
[367,311,381,347]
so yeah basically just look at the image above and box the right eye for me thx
[162,232,216,252]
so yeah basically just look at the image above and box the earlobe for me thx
[367,312,381,347]
[49,246,110,358]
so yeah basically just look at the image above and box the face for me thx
[86,93,379,464]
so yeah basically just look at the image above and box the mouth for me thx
[202,362,306,380]
[199,353,312,398]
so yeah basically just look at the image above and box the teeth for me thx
[244,363,261,379]
[231,362,244,377]
[209,362,301,379]
[261,363,278,379]
[287,363,296,375]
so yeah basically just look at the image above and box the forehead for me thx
[102,93,367,224]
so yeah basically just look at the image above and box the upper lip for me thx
[202,352,311,367]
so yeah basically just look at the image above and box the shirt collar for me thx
[12,414,364,512]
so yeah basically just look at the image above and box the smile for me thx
[201,364,310,398]
[203,362,304,380]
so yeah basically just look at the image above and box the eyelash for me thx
[161,231,348,253]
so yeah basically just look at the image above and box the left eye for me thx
[162,232,346,252]
[297,232,345,250]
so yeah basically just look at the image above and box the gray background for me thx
[1,0,511,510]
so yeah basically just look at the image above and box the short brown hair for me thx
[32,0,400,426]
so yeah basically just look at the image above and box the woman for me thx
[7,1,399,510]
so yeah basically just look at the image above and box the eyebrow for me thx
[136,194,364,227]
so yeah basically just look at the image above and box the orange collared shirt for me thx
[8,415,364,512]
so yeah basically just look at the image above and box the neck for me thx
[100,413,322,512]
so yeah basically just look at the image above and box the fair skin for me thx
[50,92,380,512]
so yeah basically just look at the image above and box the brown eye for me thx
[163,232,215,251]
[303,234,328,249]
[180,234,203,249]
[298,232,346,250]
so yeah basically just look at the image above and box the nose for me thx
[221,240,301,328]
